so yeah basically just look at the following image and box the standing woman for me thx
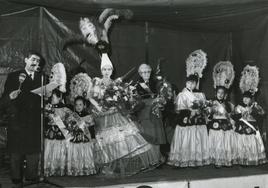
[136,64,167,149]
[89,54,163,176]
[208,61,235,167]
[168,50,210,167]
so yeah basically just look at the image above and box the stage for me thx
[1,163,268,188]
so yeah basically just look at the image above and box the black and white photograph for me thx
[0,0,268,188]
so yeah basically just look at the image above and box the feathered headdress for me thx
[213,61,235,89]
[49,62,67,93]
[186,49,207,78]
[69,73,93,103]
[63,8,133,53]
[239,65,260,96]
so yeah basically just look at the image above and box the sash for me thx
[52,115,72,140]
[77,120,92,139]
[240,118,265,152]
[139,83,152,94]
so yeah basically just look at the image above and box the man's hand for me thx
[9,90,21,100]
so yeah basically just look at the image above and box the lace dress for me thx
[232,103,266,165]
[168,88,210,167]
[44,104,96,176]
[92,78,164,176]
[207,100,236,166]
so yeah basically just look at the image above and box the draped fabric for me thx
[0,67,14,97]
[0,1,267,143]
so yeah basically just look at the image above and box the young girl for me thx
[74,96,95,139]
[168,50,209,167]
[44,89,96,176]
[233,65,266,165]
[208,61,235,167]
[208,86,235,166]
[44,89,67,176]
[168,74,209,167]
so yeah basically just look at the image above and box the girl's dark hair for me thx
[74,96,86,105]
[52,89,62,98]
[186,74,198,83]
[243,91,254,99]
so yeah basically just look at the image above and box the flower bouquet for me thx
[151,79,173,118]
[190,96,212,124]
[64,111,90,143]
[98,80,141,114]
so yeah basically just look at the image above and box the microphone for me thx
[18,73,26,90]
[35,65,41,73]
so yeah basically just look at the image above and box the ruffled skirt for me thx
[94,112,164,176]
[208,129,236,166]
[168,125,210,167]
[232,132,267,165]
[66,142,96,176]
[44,139,67,176]
[44,139,96,176]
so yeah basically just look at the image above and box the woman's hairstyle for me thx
[138,63,152,74]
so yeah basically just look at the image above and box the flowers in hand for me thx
[97,80,140,112]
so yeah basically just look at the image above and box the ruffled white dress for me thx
[44,106,96,176]
[232,104,267,165]
[168,88,210,167]
[207,100,236,166]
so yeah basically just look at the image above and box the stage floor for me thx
[1,163,268,188]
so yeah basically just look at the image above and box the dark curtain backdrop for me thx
[0,5,267,136]
[0,7,231,96]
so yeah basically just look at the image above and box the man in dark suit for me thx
[1,51,45,188]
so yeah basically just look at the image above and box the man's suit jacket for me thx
[2,69,42,154]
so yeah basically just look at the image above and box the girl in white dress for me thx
[207,61,236,167]
[168,74,210,167]
[232,65,266,165]
[44,89,96,176]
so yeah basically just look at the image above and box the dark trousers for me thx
[10,153,39,184]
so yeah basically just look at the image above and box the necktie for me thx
[30,73,34,80]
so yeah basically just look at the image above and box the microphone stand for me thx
[24,72,62,187]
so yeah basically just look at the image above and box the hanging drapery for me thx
[0,67,14,97]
